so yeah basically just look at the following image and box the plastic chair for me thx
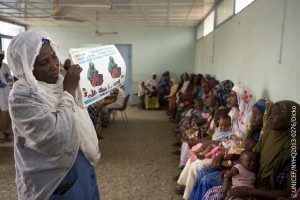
[109,94,130,128]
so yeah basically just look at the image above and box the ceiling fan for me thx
[15,0,86,22]
[92,15,118,36]
[49,0,85,22]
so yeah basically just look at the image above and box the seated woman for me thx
[202,100,300,200]
[189,98,269,200]
[178,99,209,167]
[189,137,257,200]
[193,115,232,160]
[158,71,170,109]
[87,88,119,137]
[174,74,197,123]
[221,84,256,148]
[187,80,234,148]
[137,81,146,109]
[179,98,206,138]
[176,80,234,198]
[145,85,160,109]
[101,87,127,126]
[164,79,178,115]
[177,83,255,200]
[144,73,160,109]
[245,98,273,141]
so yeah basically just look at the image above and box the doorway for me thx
[115,44,133,105]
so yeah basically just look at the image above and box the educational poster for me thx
[69,45,126,108]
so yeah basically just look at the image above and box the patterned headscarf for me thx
[231,84,256,138]
[211,80,234,106]
[202,74,219,89]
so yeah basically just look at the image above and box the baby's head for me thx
[194,98,204,111]
[218,115,231,132]
[213,107,230,127]
[239,150,258,172]
[241,138,257,151]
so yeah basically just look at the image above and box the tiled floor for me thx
[0,106,183,200]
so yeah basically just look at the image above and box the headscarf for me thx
[211,80,234,106]
[87,62,96,81]
[7,30,100,165]
[230,84,256,138]
[202,74,219,90]
[244,98,273,141]
[253,100,300,189]
[168,79,178,97]
[145,73,159,89]
[253,98,266,113]
[108,56,116,73]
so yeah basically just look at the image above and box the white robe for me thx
[7,30,100,200]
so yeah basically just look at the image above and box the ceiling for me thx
[0,0,219,28]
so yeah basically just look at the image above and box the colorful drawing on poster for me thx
[70,45,126,108]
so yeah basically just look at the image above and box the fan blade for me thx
[93,31,118,36]
[60,16,85,22]
[53,6,72,16]
[52,16,85,22]
[59,4,111,9]
[99,32,118,35]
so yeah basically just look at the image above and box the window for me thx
[198,0,256,39]
[197,23,204,40]
[204,11,214,36]
[235,0,255,14]
[0,21,25,36]
[216,0,234,26]
[0,21,25,63]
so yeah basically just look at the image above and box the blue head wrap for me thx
[253,99,266,113]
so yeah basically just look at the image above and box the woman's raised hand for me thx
[63,64,82,97]
[97,88,119,110]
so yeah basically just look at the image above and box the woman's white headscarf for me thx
[7,30,100,165]
[146,73,159,89]
[231,84,256,138]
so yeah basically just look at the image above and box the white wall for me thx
[195,0,300,103]
[28,25,196,94]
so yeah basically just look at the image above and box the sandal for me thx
[171,149,181,155]
[172,141,182,147]
[175,185,185,195]
[172,174,180,181]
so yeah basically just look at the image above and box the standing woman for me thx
[7,30,101,200]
